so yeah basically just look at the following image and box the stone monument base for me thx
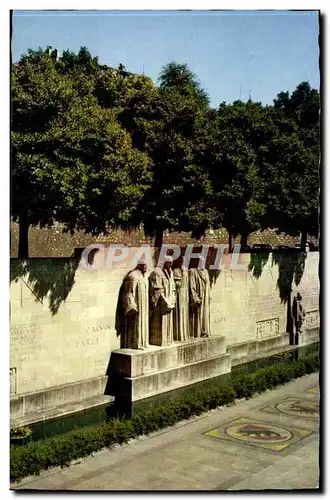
[109,337,231,402]
[10,375,113,426]
[228,333,290,366]
[300,327,319,347]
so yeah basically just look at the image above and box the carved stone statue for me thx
[173,261,189,342]
[292,292,306,342]
[149,256,176,346]
[189,257,211,338]
[120,259,149,350]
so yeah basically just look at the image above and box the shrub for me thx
[10,352,319,484]
[10,427,31,439]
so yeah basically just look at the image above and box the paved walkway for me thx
[12,373,319,491]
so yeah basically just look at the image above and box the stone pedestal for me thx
[300,327,320,347]
[109,337,231,402]
[228,333,290,366]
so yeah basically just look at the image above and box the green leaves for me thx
[11,47,320,254]
[12,47,153,251]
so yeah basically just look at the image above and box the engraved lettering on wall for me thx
[211,305,227,324]
[20,372,37,385]
[256,318,279,339]
[214,316,227,324]
[11,324,42,355]
[85,324,113,334]
[67,323,113,349]
[10,368,17,395]
[70,338,99,349]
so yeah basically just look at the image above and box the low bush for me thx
[10,352,319,484]
[10,427,31,439]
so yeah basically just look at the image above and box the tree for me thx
[12,48,151,256]
[273,82,320,247]
[40,101,152,236]
[248,83,320,248]
[58,46,99,75]
[120,63,212,247]
[95,65,155,110]
[273,81,319,131]
[12,47,81,257]
[253,121,319,247]
[202,100,271,250]
[158,62,210,108]
[206,86,319,250]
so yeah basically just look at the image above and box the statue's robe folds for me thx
[120,269,149,349]
[173,268,189,342]
[292,298,306,334]
[149,267,176,346]
[189,268,211,338]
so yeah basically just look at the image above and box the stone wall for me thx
[209,252,319,346]
[10,250,319,418]
[10,221,318,258]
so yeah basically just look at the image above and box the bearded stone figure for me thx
[173,259,189,342]
[292,292,306,344]
[120,259,149,350]
[189,256,211,338]
[149,256,176,347]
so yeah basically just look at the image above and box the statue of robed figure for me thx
[189,257,211,338]
[292,292,306,345]
[149,256,176,346]
[173,262,189,342]
[119,259,149,350]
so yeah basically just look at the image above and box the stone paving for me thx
[12,372,319,491]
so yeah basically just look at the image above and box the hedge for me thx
[10,352,319,484]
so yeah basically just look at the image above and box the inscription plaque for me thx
[256,318,279,339]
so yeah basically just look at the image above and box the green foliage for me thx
[12,47,152,256]
[253,82,320,239]
[10,426,31,439]
[11,47,320,253]
[119,65,213,243]
[158,61,210,107]
[10,353,319,484]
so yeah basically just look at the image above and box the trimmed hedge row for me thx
[10,353,319,483]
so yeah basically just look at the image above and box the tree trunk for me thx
[228,232,233,253]
[240,233,248,252]
[300,232,307,251]
[154,226,163,248]
[18,213,29,258]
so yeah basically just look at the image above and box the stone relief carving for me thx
[304,310,319,329]
[256,318,280,339]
